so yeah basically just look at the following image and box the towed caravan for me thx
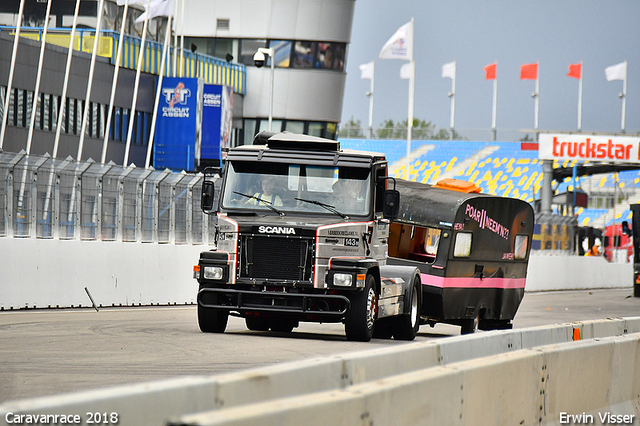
[387,178,534,333]
[195,132,535,340]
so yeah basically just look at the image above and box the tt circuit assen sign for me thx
[539,133,640,164]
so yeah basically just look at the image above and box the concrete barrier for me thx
[526,254,633,291]
[0,238,635,309]
[167,335,640,426]
[2,317,639,426]
[0,238,205,309]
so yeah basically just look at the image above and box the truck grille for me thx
[239,234,314,282]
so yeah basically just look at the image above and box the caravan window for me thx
[515,234,529,259]
[453,232,472,258]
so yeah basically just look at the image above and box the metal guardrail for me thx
[0,150,218,244]
[0,26,247,95]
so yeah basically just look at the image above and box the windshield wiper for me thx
[232,191,285,216]
[294,197,348,219]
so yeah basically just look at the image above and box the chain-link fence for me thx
[0,150,218,244]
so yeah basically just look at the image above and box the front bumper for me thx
[198,287,350,320]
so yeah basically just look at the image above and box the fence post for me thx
[74,160,93,241]
[7,151,27,238]
[136,169,153,242]
[31,155,50,238]
[186,174,201,245]
[116,164,135,242]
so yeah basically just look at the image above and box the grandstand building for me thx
[0,0,354,165]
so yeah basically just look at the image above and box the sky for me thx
[341,1,640,141]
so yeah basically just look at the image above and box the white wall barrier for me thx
[0,238,204,309]
[2,317,639,426]
[0,237,635,310]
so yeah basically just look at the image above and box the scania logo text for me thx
[258,226,296,235]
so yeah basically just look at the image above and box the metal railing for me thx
[0,150,218,244]
[0,26,246,95]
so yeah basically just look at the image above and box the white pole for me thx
[26,0,53,154]
[367,61,374,139]
[577,60,583,132]
[0,0,27,150]
[449,60,456,140]
[145,14,173,169]
[491,74,497,141]
[123,0,152,166]
[77,0,106,162]
[52,0,82,159]
[269,47,274,131]
[534,62,539,140]
[172,0,179,77]
[179,0,185,77]
[405,17,414,181]
[102,0,130,164]
[621,60,627,134]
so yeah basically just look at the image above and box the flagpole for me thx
[26,0,53,154]
[179,0,185,77]
[172,0,179,77]
[577,61,583,132]
[77,0,106,162]
[145,13,173,168]
[405,17,414,181]
[123,0,152,166]
[449,60,456,141]
[102,0,131,164]
[367,61,374,139]
[0,0,26,150]
[534,62,539,141]
[621,60,627,134]
[52,0,82,159]
[491,73,497,141]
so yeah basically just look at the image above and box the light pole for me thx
[253,47,275,131]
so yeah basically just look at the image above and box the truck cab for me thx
[195,131,420,341]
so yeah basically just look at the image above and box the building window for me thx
[239,39,267,65]
[268,40,292,68]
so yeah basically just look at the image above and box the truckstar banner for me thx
[539,133,640,164]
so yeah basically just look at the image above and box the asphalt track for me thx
[1,288,639,403]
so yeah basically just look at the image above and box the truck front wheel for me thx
[198,305,228,333]
[345,275,377,342]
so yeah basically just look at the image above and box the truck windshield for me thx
[221,161,372,217]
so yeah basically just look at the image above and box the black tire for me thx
[345,275,377,342]
[460,315,479,335]
[245,316,270,331]
[270,318,297,333]
[372,317,394,339]
[197,304,228,333]
[392,277,421,341]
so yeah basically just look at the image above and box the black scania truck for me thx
[195,132,534,341]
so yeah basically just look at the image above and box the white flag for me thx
[135,0,175,23]
[442,61,456,80]
[605,61,627,81]
[379,21,413,60]
[359,61,374,80]
[400,63,412,80]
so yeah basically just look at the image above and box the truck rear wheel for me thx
[198,305,228,333]
[392,276,421,340]
[345,275,377,342]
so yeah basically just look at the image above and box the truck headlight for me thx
[333,273,353,287]
[203,266,224,280]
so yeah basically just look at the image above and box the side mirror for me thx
[201,180,216,212]
[383,189,400,221]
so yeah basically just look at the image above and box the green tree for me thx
[338,116,365,138]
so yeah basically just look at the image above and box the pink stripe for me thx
[421,273,526,289]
